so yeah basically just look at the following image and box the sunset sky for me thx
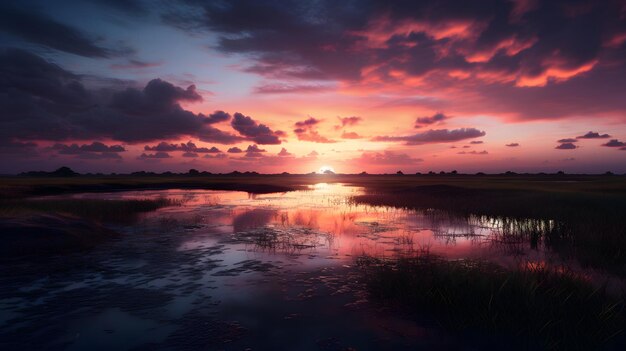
[1,0,626,174]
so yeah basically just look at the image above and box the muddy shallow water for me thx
[0,183,616,350]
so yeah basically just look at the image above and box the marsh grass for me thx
[0,197,179,223]
[359,253,626,350]
[352,185,626,274]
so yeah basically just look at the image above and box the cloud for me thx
[576,131,611,139]
[373,128,486,145]
[145,141,223,153]
[139,151,171,159]
[458,150,489,155]
[293,117,337,143]
[0,5,112,58]
[227,147,243,153]
[244,144,267,158]
[51,142,125,159]
[277,148,293,156]
[203,110,231,124]
[182,152,198,158]
[254,83,332,94]
[353,151,424,165]
[231,112,284,144]
[0,49,248,145]
[469,140,484,144]
[341,131,362,139]
[0,140,39,157]
[505,143,520,147]
[203,153,228,159]
[162,0,626,121]
[415,112,447,128]
[555,143,578,150]
[111,60,162,70]
[602,139,626,147]
[337,116,362,127]
[58,142,125,153]
[557,138,578,143]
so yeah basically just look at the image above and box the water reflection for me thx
[57,183,574,265]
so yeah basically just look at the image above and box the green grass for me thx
[0,198,178,223]
[359,253,625,350]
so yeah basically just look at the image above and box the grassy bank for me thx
[359,254,625,350]
[0,198,178,223]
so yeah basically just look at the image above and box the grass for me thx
[351,184,626,274]
[0,198,178,223]
[359,253,626,350]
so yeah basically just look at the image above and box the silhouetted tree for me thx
[396,170,404,175]
[188,169,199,175]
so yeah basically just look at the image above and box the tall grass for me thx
[352,185,626,274]
[359,253,625,350]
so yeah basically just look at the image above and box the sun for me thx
[318,165,335,174]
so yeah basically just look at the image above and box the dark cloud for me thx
[0,49,247,144]
[111,60,162,70]
[337,116,362,127]
[294,117,337,143]
[576,131,611,139]
[415,112,447,128]
[0,140,39,157]
[557,138,578,143]
[231,113,284,144]
[52,142,125,154]
[145,141,223,153]
[470,140,484,144]
[204,110,231,124]
[139,151,171,159]
[373,128,486,145]
[556,143,578,149]
[0,5,111,58]
[164,0,626,120]
[227,147,243,153]
[602,139,626,147]
[505,143,520,147]
[278,148,293,156]
[182,152,198,158]
[244,144,266,157]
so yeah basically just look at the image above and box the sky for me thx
[1,0,626,174]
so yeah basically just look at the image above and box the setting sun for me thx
[318,165,335,174]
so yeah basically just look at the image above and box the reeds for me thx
[359,253,625,350]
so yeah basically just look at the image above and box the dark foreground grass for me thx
[0,198,178,223]
[359,254,625,350]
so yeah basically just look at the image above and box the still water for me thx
[0,183,607,350]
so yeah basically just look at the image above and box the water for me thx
[0,183,614,350]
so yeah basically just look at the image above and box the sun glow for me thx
[318,165,335,174]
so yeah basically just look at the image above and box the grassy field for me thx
[359,253,625,350]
